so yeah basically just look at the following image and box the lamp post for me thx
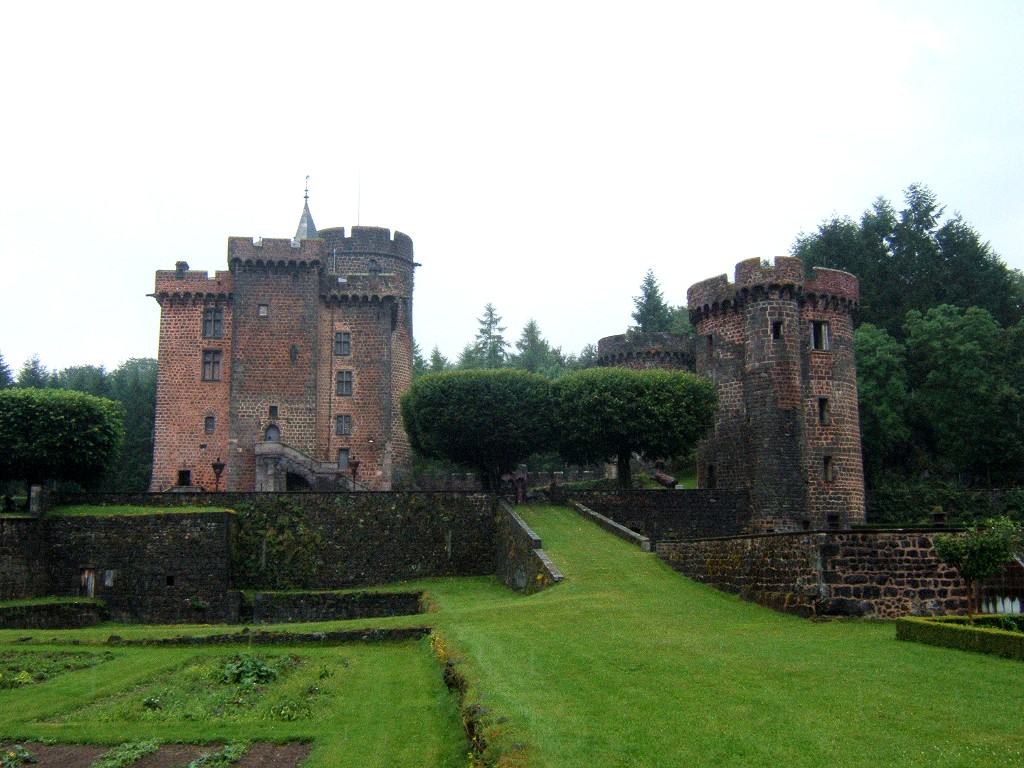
[349,456,361,489]
[211,458,225,492]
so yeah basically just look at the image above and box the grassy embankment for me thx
[3,504,1024,767]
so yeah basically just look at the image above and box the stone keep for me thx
[687,257,865,531]
[150,199,415,492]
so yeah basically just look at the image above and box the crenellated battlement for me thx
[687,257,859,321]
[319,226,415,262]
[227,236,324,270]
[153,266,233,305]
[598,332,696,371]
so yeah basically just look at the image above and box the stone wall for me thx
[0,599,107,629]
[0,518,50,600]
[44,512,238,624]
[550,489,753,541]
[657,529,967,618]
[57,491,497,590]
[495,501,563,593]
[241,590,423,625]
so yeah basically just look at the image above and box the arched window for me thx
[264,424,281,442]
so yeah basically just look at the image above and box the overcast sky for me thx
[2,1,1022,374]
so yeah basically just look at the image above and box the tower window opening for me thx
[706,335,714,359]
[203,307,224,338]
[336,370,354,396]
[706,464,716,489]
[335,414,353,436]
[810,321,830,350]
[818,398,830,425]
[334,331,352,356]
[268,405,278,419]
[823,455,836,482]
[258,304,269,317]
[201,350,222,381]
[771,320,782,340]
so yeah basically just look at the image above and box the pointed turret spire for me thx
[294,175,318,241]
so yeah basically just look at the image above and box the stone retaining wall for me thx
[553,489,753,541]
[495,501,563,593]
[658,530,967,618]
[0,518,49,600]
[45,512,238,624]
[241,590,423,624]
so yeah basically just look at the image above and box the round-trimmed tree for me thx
[0,388,124,503]
[400,369,553,491]
[552,368,717,488]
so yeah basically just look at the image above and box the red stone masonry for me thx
[151,222,416,492]
[151,268,233,491]
[687,257,864,531]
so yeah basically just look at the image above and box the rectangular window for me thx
[771,320,782,340]
[823,455,836,482]
[818,398,830,425]
[334,331,352,356]
[335,414,353,436]
[177,469,191,487]
[706,334,714,359]
[268,405,279,419]
[204,415,216,434]
[336,370,354,396]
[337,448,350,470]
[257,304,269,317]
[810,321,830,350]
[202,307,224,338]
[201,350,222,381]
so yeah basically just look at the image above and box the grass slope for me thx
[2,503,1023,767]
[426,505,1024,768]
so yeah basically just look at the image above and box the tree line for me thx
[0,355,156,494]
[794,184,1024,492]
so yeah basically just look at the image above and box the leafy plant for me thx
[91,740,161,768]
[219,654,279,687]
[186,743,249,768]
[934,517,1023,620]
[0,745,35,768]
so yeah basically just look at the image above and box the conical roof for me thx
[295,198,318,241]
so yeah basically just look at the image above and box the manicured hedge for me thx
[896,616,1024,661]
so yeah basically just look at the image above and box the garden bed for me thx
[1,742,311,768]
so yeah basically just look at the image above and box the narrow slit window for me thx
[706,334,714,359]
[823,455,835,482]
[771,321,782,340]
[818,398,830,425]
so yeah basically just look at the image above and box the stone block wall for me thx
[551,489,754,541]
[242,590,423,625]
[657,529,967,618]
[495,501,563,594]
[44,512,237,624]
[58,491,498,590]
[0,518,49,600]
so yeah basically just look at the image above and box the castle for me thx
[600,257,865,531]
[150,195,415,492]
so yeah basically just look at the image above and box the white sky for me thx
[1,0,1022,373]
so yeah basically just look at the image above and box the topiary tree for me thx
[552,368,717,489]
[0,388,124,507]
[400,369,553,491]
[934,517,1022,621]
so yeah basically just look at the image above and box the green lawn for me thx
[2,503,1023,767]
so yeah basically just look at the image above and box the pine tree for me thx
[428,346,451,373]
[0,351,12,389]
[473,303,509,369]
[16,355,50,388]
[631,270,672,333]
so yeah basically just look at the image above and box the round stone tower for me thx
[687,257,864,531]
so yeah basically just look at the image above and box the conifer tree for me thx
[631,270,672,333]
